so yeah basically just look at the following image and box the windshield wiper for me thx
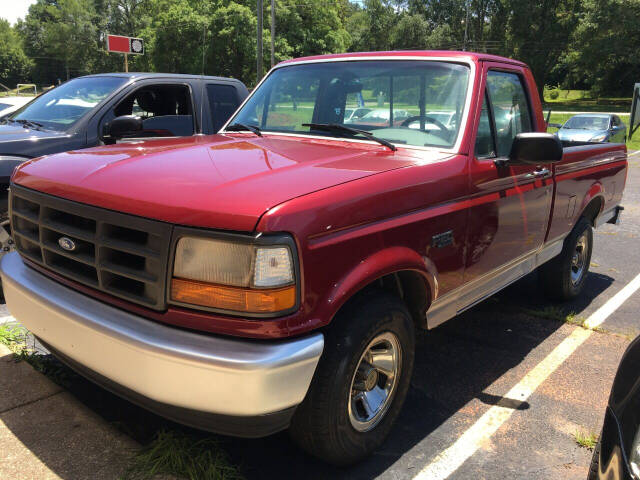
[225,122,262,137]
[14,119,44,130]
[302,123,397,151]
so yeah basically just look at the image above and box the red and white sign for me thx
[107,34,144,55]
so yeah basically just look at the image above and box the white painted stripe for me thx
[584,272,640,329]
[627,150,640,158]
[548,111,630,116]
[414,271,640,480]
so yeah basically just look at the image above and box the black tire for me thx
[289,292,415,465]
[587,433,601,480]
[0,211,9,304]
[540,216,593,301]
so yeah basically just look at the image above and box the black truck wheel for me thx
[540,216,593,301]
[289,292,415,465]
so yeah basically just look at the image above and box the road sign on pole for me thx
[107,34,144,73]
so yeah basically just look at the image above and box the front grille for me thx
[10,185,172,310]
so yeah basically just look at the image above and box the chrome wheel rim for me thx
[570,233,588,285]
[348,332,401,432]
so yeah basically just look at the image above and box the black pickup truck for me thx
[0,73,248,219]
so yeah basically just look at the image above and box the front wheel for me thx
[289,293,415,465]
[540,216,593,301]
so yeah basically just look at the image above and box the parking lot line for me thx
[627,150,640,158]
[413,271,640,480]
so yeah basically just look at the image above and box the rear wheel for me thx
[289,293,415,465]
[540,216,593,301]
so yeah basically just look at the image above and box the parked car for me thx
[0,73,248,218]
[0,97,32,120]
[343,107,372,123]
[0,51,627,465]
[405,110,456,130]
[554,113,627,143]
[357,108,411,126]
[588,334,640,480]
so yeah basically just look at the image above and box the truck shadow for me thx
[0,270,615,480]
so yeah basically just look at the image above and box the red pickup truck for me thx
[1,51,627,465]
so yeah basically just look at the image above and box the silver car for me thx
[554,113,627,143]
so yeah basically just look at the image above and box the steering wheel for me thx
[400,115,449,131]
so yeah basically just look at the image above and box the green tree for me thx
[568,0,640,95]
[18,0,99,83]
[0,20,33,87]
[347,0,396,51]
[498,0,581,99]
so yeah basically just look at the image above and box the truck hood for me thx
[13,134,451,231]
[0,123,72,156]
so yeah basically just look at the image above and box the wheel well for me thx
[581,197,604,226]
[337,271,430,330]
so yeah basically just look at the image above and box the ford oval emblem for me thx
[58,237,76,252]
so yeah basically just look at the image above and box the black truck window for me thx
[113,84,195,138]
[207,84,240,132]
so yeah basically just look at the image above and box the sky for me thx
[1,0,37,25]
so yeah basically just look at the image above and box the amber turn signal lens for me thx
[171,278,296,313]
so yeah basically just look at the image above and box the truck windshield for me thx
[8,76,127,132]
[229,60,470,149]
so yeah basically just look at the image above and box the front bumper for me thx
[0,252,324,437]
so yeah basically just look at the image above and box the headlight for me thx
[170,235,297,314]
[590,133,608,142]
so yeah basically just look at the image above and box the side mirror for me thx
[105,115,143,141]
[508,133,563,165]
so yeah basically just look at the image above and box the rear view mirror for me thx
[547,123,563,129]
[508,133,563,165]
[105,115,143,141]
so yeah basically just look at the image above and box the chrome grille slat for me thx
[10,185,172,310]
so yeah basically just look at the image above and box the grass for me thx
[543,88,631,113]
[122,429,242,480]
[0,323,74,386]
[546,113,640,152]
[0,323,27,353]
[574,430,598,450]
[520,306,580,325]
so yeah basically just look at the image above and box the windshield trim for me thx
[220,56,476,154]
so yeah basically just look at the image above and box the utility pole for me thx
[257,0,263,81]
[463,0,470,51]
[270,0,275,68]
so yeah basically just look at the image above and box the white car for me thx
[0,97,32,119]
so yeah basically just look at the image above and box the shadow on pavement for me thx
[1,270,615,480]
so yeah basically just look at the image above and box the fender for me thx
[578,181,605,220]
[321,246,437,325]
[0,155,30,213]
[0,155,30,181]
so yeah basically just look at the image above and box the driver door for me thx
[463,66,554,294]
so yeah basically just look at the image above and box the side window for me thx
[486,71,533,156]
[111,84,194,138]
[475,92,496,158]
[207,84,239,132]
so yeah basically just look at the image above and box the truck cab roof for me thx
[76,72,244,83]
[278,50,527,67]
